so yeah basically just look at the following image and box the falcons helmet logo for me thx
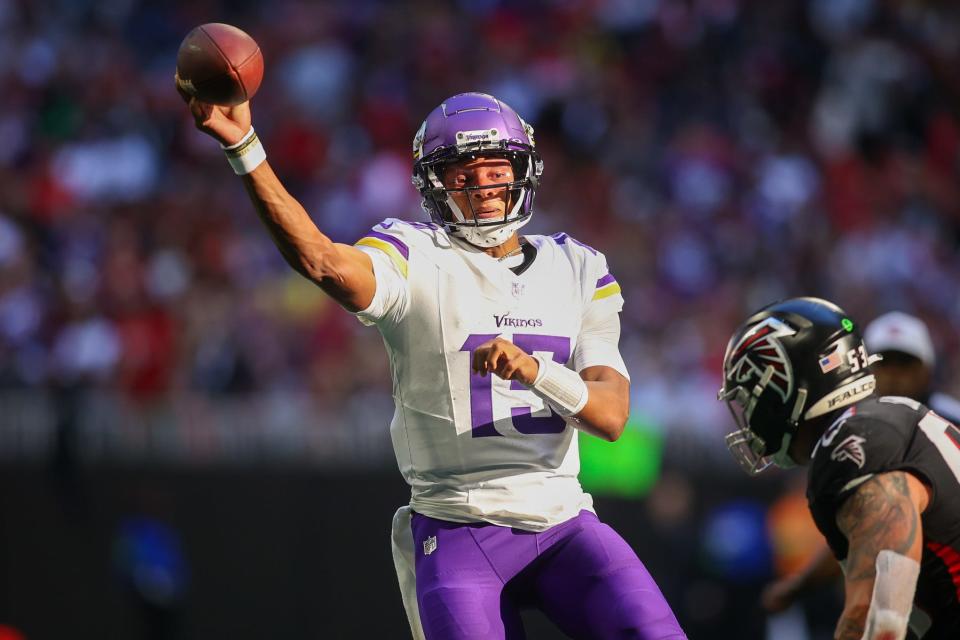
[725,317,797,402]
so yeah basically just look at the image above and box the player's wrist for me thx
[523,354,544,387]
[529,355,588,417]
[222,126,266,175]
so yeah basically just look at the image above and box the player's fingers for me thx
[174,72,193,104]
[492,350,518,380]
[188,98,206,122]
[472,338,515,376]
[191,100,223,132]
[224,100,251,122]
[484,344,508,376]
[472,345,492,376]
[498,354,523,380]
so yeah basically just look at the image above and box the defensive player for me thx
[178,85,686,639]
[761,310,960,615]
[720,297,960,639]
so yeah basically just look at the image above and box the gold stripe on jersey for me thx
[355,237,409,278]
[592,282,621,301]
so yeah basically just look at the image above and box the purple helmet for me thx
[411,92,543,247]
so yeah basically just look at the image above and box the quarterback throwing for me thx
[179,83,685,640]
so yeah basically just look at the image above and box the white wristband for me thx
[222,127,266,175]
[530,354,588,417]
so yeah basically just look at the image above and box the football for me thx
[176,23,263,106]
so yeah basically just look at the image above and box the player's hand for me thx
[175,72,251,147]
[472,337,539,386]
[760,576,801,613]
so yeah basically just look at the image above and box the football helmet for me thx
[718,297,879,475]
[411,92,543,247]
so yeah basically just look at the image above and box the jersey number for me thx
[460,334,571,437]
[917,411,960,485]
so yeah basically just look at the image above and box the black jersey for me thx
[807,396,960,639]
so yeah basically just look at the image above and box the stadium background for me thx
[2,0,959,638]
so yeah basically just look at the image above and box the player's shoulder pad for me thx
[541,232,621,303]
[544,232,602,260]
[354,218,443,275]
[363,218,442,245]
[810,399,912,494]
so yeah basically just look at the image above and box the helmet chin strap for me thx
[770,433,797,468]
[456,216,530,247]
[768,385,812,468]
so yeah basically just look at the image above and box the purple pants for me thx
[411,510,686,640]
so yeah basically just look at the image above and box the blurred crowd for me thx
[1,0,960,462]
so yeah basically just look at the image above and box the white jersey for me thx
[353,218,629,531]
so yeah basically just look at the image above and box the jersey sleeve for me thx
[351,219,412,327]
[574,247,628,378]
[548,232,625,314]
[573,306,629,379]
[588,254,625,315]
[811,413,910,506]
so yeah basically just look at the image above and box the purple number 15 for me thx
[459,333,571,437]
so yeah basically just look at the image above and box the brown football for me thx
[176,23,263,106]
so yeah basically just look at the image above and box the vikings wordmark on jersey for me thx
[353,218,627,532]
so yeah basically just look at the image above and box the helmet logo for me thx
[519,116,535,147]
[412,121,427,160]
[726,317,796,401]
[455,128,500,151]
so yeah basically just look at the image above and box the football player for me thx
[179,87,686,639]
[761,311,960,617]
[720,297,960,639]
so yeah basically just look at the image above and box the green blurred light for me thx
[578,418,663,498]
[842,318,854,332]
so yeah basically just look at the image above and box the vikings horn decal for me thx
[412,120,427,160]
[726,317,797,401]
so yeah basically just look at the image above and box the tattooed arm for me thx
[832,471,931,640]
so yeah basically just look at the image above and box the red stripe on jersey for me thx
[946,423,960,450]
[927,541,960,603]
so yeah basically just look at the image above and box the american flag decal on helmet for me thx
[725,317,797,401]
[819,347,843,373]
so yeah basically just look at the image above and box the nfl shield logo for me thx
[511,282,525,299]
[423,535,437,556]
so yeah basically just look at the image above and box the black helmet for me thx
[718,297,879,474]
